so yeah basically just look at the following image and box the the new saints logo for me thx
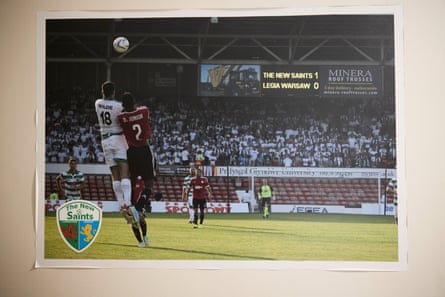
[56,200,102,253]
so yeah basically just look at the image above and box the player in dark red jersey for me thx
[185,168,213,228]
[118,92,155,247]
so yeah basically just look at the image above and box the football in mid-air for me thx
[113,36,129,53]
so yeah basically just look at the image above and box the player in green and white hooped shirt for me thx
[182,167,196,223]
[56,157,85,201]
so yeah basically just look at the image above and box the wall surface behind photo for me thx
[0,0,444,296]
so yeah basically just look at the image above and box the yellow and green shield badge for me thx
[56,200,102,253]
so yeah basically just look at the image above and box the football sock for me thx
[121,178,132,206]
[200,213,204,224]
[189,208,195,221]
[141,188,152,212]
[132,224,142,242]
[140,219,147,236]
[142,187,152,198]
[112,180,125,207]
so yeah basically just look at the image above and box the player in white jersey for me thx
[95,81,132,216]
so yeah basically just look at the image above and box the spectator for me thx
[241,189,252,213]
[45,87,396,170]
[181,147,190,165]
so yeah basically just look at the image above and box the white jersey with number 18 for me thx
[95,98,124,135]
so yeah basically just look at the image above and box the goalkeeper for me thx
[258,179,275,219]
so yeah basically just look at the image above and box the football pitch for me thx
[44,212,398,262]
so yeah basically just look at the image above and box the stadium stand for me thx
[45,87,396,170]
[44,86,396,209]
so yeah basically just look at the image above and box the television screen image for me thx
[199,64,261,97]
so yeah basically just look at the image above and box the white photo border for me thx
[36,6,407,270]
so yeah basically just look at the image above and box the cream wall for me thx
[1,0,444,296]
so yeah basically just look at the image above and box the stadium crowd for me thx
[45,87,396,169]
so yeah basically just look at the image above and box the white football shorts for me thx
[101,134,128,168]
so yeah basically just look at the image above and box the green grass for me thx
[44,212,398,261]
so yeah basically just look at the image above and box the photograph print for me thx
[37,8,405,270]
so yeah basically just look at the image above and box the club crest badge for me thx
[56,200,102,253]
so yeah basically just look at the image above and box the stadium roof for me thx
[46,15,394,66]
